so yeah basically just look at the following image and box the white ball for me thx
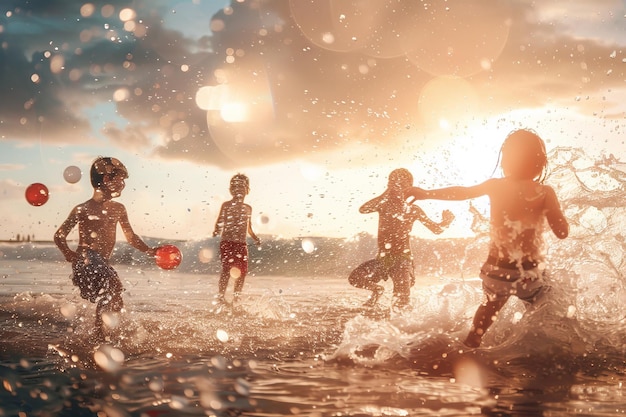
[63,165,82,184]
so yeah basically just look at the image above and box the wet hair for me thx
[90,157,128,188]
[388,168,413,190]
[229,173,250,196]
[498,129,548,182]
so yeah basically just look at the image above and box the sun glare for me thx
[447,132,502,184]
[417,76,479,132]
[220,102,249,123]
[410,124,503,189]
[439,118,451,130]
[196,84,254,123]
[195,85,229,111]
[299,162,325,181]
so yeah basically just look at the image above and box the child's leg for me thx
[349,259,383,291]
[94,277,124,339]
[94,303,105,339]
[464,297,508,347]
[348,259,384,305]
[391,259,412,308]
[106,276,124,311]
[217,268,230,301]
[232,260,249,303]
[233,274,245,303]
[218,241,249,303]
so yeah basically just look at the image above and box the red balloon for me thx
[155,245,182,270]
[25,183,49,206]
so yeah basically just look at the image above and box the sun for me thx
[404,121,508,238]
[408,125,504,189]
[417,76,480,133]
[448,132,503,184]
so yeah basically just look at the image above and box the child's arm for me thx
[244,204,261,245]
[54,207,80,263]
[440,209,455,228]
[213,204,226,237]
[408,180,493,202]
[247,220,261,246]
[118,206,156,256]
[543,186,569,239]
[411,206,454,235]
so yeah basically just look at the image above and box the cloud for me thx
[102,122,152,150]
[0,0,624,168]
[0,178,24,199]
[0,163,24,171]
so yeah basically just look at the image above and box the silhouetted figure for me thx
[350,168,453,309]
[213,174,261,305]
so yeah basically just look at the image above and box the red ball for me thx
[155,245,182,270]
[25,183,49,206]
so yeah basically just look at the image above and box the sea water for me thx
[1,147,625,416]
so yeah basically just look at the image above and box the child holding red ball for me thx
[54,157,157,342]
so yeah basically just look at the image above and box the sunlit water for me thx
[1,148,625,416]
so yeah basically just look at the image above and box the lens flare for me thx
[216,329,229,343]
[198,248,214,263]
[229,267,242,279]
[93,344,125,372]
[301,238,316,254]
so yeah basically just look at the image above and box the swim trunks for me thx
[220,240,249,277]
[480,257,544,302]
[71,249,123,303]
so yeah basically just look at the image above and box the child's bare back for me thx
[449,177,568,263]
[407,129,569,347]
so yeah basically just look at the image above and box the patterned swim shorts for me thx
[480,258,545,302]
[71,249,123,303]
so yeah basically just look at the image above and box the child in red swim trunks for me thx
[213,174,261,304]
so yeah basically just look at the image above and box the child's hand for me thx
[66,252,80,264]
[440,209,455,227]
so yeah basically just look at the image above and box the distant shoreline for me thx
[0,240,57,244]
[0,235,484,279]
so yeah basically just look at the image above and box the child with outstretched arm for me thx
[407,129,569,347]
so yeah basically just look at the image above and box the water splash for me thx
[332,148,626,381]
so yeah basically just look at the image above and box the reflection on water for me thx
[1,149,625,416]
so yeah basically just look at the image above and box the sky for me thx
[0,0,624,243]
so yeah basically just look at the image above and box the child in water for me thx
[407,129,569,347]
[54,157,157,342]
[350,168,454,309]
[213,174,261,304]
